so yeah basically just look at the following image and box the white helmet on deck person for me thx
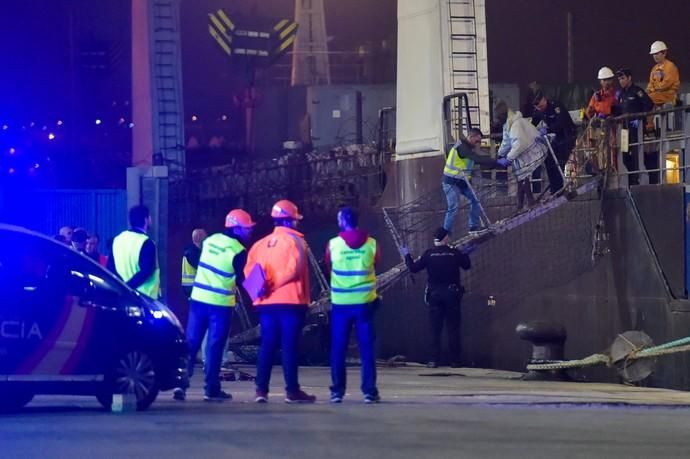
[597,67,614,80]
[649,41,668,54]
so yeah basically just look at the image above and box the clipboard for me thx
[243,263,266,302]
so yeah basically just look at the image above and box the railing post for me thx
[615,122,627,189]
[660,112,668,185]
[635,119,646,186]
[684,100,690,184]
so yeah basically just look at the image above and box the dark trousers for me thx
[547,140,570,193]
[330,304,378,397]
[255,307,307,394]
[645,153,660,185]
[622,128,660,185]
[517,178,535,211]
[427,288,462,364]
[623,127,641,185]
[544,153,564,193]
[186,300,233,394]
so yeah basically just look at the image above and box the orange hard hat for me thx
[225,209,256,228]
[271,199,303,220]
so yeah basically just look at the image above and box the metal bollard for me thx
[516,321,569,381]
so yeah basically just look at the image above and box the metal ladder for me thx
[151,0,185,177]
[446,0,490,135]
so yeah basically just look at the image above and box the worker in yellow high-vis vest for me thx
[173,209,255,403]
[108,205,160,299]
[442,128,506,235]
[181,228,207,299]
[324,206,382,404]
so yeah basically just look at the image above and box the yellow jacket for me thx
[647,59,680,106]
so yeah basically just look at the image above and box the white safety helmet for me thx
[597,66,614,80]
[649,40,668,54]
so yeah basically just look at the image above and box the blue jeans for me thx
[200,331,229,364]
[442,181,480,232]
[186,300,233,394]
[255,307,307,394]
[330,303,378,397]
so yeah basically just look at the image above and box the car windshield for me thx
[0,228,135,308]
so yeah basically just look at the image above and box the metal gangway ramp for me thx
[229,89,607,345]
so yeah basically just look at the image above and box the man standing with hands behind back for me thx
[647,41,680,108]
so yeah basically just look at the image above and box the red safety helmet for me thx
[271,199,303,220]
[225,209,256,228]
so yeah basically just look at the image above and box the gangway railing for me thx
[443,92,473,146]
[228,173,603,346]
[608,102,690,187]
[308,175,603,315]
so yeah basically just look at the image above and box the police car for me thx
[0,224,188,411]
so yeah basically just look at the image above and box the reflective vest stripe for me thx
[192,282,233,295]
[198,261,235,278]
[331,283,376,293]
[332,269,374,276]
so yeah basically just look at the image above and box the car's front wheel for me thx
[97,350,159,411]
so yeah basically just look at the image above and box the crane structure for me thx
[291,0,331,86]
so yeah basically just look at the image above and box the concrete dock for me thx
[3,365,690,458]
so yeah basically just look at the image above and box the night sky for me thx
[183,0,690,88]
[485,0,690,86]
[1,0,689,127]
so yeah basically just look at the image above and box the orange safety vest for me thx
[245,226,311,306]
[586,88,617,118]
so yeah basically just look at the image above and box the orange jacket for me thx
[245,226,311,307]
[647,59,680,106]
[586,87,617,119]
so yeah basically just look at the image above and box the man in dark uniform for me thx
[402,227,471,368]
[531,92,576,195]
[615,68,655,185]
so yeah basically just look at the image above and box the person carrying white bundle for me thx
[495,100,548,212]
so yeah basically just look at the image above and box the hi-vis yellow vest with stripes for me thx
[181,255,196,287]
[443,144,474,180]
[190,233,244,307]
[112,230,160,298]
[329,236,377,305]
